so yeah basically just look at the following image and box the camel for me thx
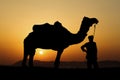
[22,16,99,68]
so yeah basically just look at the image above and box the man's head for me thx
[88,35,94,42]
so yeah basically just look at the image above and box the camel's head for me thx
[79,16,99,34]
[90,17,99,26]
[82,16,99,27]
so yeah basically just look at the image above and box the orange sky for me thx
[0,0,120,65]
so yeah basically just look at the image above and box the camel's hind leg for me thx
[22,47,35,67]
[22,53,28,67]
[28,50,35,67]
[22,40,29,67]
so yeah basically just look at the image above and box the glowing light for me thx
[36,49,44,55]
[39,50,43,55]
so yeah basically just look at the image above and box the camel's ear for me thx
[83,16,89,18]
[83,16,89,21]
[83,16,86,19]
[83,16,89,19]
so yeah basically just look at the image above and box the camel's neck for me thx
[66,17,98,46]
[68,23,90,45]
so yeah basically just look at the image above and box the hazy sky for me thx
[0,0,120,65]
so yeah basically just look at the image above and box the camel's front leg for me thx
[54,49,64,68]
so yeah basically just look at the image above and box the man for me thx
[81,35,99,69]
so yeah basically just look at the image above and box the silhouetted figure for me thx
[22,16,99,68]
[81,35,99,69]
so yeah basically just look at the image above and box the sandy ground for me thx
[0,66,120,79]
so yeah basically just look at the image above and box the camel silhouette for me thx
[22,16,99,68]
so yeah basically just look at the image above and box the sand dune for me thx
[0,65,120,79]
[0,60,120,79]
[12,60,120,69]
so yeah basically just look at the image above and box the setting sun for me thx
[36,49,44,55]
[39,50,43,55]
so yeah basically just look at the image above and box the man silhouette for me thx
[81,35,99,69]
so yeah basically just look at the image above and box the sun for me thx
[36,48,44,55]
[39,50,43,55]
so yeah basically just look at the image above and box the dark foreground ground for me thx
[0,66,120,80]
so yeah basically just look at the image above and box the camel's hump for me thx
[32,23,70,34]
[33,23,53,32]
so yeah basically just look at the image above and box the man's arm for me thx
[95,42,97,54]
[81,44,87,52]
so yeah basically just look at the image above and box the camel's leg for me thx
[29,55,34,67]
[22,46,29,67]
[54,49,64,68]
[28,49,35,67]
[22,53,28,67]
